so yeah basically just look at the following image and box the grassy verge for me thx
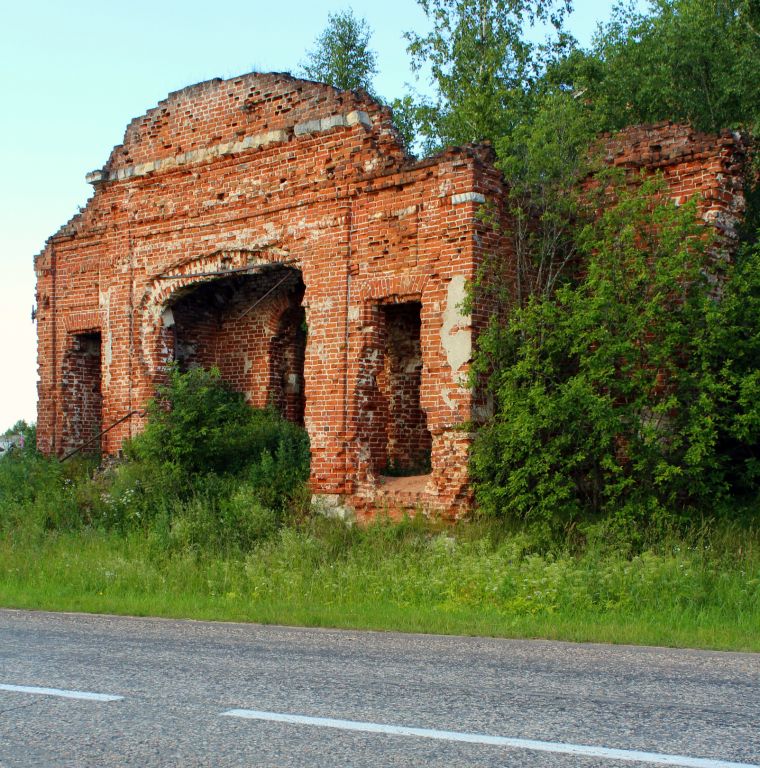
[2,520,758,651]
[2,398,757,653]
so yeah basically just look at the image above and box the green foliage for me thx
[159,477,283,555]
[1,368,310,554]
[404,0,572,151]
[246,435,311,512]
[436,0,760,540]
[543,0,760,234]
[0,448,58,530]
[2,419,36,448]
[101,367,310,547]
[300,9,379,94]
[492,90,599,308]
[696,238,760,495]
[472,177,760,539]
[0,448,97,535]
[549,0,760,136]
[401,0,759,240]
[129,366,307,478]
[388,94,430,157]
[1,515,758,650]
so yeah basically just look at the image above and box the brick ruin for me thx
[35,72,746,519]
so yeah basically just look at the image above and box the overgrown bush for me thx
[0,446,97,535]
[1,368,311,553]
[472,177,760,541]
[101,366,311,548]
[128,366,307,477]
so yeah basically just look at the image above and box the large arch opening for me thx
[162,265,306,425]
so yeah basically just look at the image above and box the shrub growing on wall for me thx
[472,176,760,540]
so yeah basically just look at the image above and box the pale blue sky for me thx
[0,0,639,431]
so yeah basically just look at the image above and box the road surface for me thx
[0,609,757,767]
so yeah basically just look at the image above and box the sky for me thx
[0,0,639,432]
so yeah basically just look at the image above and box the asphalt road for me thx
[0,609,757,767]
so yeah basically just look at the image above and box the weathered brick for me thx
[35,76,745,520]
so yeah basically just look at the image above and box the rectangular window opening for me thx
[377,302,432,477]
[61,332,103,455]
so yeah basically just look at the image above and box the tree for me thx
[543,0,760,237]
[548,0,760,136]
[493,89,598,309]
[300,9,379,95]
[405,0,572,151]
[387,94,432,157]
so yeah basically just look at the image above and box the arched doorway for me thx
[161,264,306,424]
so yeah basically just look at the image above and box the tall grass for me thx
[1,396,758,652]
[0,465,757,650]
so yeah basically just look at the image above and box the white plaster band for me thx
[294,110,371,136]
[88,109,374,185]
[451,192,486,205]
[87,128,289,184]
[85,169,107,185]
[346,110,372,129]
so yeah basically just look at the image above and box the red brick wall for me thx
[166,268,305,414]
[601,122,747,244]
[35,73,746,519]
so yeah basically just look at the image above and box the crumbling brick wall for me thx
[602,122,747,246]
[35,73,746,519]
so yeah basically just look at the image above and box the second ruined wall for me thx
[602,122,747,243]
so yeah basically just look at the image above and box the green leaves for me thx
[130,366,309,482]
[496,90,598,306]
[472,178,760,536]
[405,0,572,150]
[300,9,379,95]
[552,0,760,136]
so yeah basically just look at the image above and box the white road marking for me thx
[220,708,759,768]
[0,683,123,702]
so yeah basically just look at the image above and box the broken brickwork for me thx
[35,72,746,518]
[601,122,747,245]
